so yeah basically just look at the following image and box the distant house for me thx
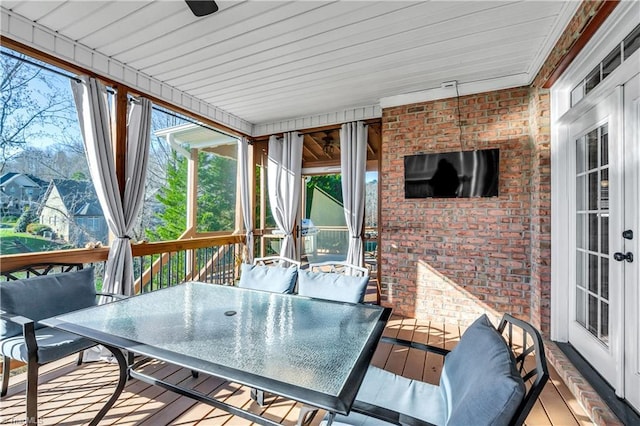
[0,172,48,215]
[39,179,108,246]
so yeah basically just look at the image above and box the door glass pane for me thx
[588,172,598,210]
[576,250,586,289]
[600,301,609,344]
[576,214,586,249]
[576,288,586,326]
[588,254,598,293]
[588,214,598,252]
[601,215,609,254]
[588,294,598,334]
[576,135,587,173]
[575,123,610,345]
[576,175,587,210]
[601,258,609,300]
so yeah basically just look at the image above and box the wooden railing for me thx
[0,235,246,292]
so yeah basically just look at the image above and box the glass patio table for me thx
[42,281,391,426]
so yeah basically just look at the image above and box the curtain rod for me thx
[2,49,238,140]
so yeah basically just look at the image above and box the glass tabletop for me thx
[46,282,389,403]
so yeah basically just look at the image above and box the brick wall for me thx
[380,87,536,327]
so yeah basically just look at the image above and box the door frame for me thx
[550,1,639,398]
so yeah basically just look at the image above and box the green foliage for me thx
[196,152,236,232]
[14,206,37,232]
[26,223,53,236]
[148,151,187,241]
[71,171,87,180]
[147,150,238,241]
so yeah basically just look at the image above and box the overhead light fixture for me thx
[322,133,335,155]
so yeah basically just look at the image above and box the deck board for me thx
[0,319,592,425]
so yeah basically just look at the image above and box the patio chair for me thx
[323,313,548,426]
[298,261,369,304]
[0,267,124,425]
[237,256,300,293]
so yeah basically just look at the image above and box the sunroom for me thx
[1,1,639,425]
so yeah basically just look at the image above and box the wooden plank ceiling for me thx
[1,1,578,128]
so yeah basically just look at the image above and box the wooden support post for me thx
[114,85,128,202]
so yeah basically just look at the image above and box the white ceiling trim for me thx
[253,104,381,137]
[0,7,253,136]
[379,74,529,109]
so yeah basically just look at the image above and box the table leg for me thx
[88,344,127,426]
[297,405,319,426]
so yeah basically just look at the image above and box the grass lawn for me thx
[0,229,70,254]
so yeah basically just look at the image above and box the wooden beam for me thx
[114,85,128,201]
[542,0,620,89]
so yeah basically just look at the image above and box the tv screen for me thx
[404,149,499,198]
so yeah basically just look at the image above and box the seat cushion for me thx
[0,328,97,363]
[439,314,525,426]
[238,263,297,294]
[0,268,96,339]
[297,270,369,303]
[330,366,446,425]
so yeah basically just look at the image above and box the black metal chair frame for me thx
[0,264,127,425]
[349,314,549,426]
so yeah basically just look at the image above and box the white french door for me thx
[568,73,639,410]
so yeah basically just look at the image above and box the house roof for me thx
[48,179,104,217]
[0,172,46,189]
[0,1,580,132]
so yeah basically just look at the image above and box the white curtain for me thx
[72,77,152,296]
[267,132,303,260]
[238,137,254,263]
[340,121,368,267]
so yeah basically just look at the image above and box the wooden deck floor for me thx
[0,316,594,425]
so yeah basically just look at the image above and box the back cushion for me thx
[238,263,297,294]
[439,314,525,426]
[0,268,96,339]
[297,269,369,303]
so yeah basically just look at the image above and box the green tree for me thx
[14,206,37,233]
[148,151,187,241]
[148,151,238,240]
[196,152,237,232]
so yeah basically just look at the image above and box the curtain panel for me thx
[267,132,303,260]
[340,121,368,267]
[72,77,152,296]
[238,137,254,263]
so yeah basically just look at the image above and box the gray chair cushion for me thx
[440,314,525,426]
[298,270,369,303]
[0,328,97,364]
[238,263,297,294]
[0,268,96,339]
[331,365,446,425]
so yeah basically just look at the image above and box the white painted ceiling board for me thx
[151,1,381,82]
[6,1,65,23]
[1,0,579,128]
[124,2,308,69]
[82,2,187,50]
[194,22,546,105]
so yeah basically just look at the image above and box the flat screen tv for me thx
[404,149,499,198]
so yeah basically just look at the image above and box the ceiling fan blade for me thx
[185,0,219,17]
